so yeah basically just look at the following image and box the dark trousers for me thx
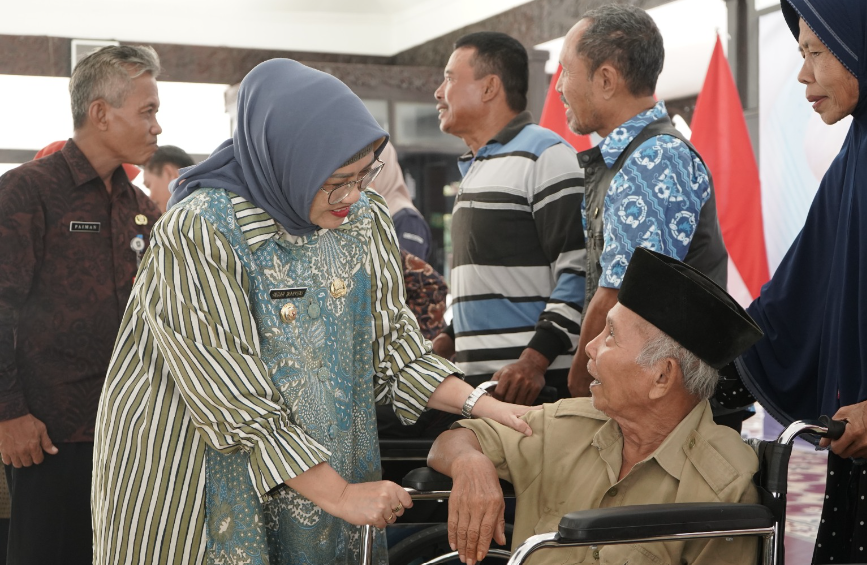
[4,442,93,565]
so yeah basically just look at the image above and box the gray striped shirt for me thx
[451,114,586,386]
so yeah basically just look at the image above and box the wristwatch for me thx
[461,386,491,419]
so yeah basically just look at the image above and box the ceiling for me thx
[2,0,533,56]
[2,0,729,100]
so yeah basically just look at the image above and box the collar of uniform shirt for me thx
[598,100,669,168]
[588,398,708,481]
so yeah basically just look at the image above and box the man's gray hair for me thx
[70,45,161,129]
[577,5,664,97]
[635,328,719,400]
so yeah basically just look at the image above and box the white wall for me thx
[758,11,851,273]
[536,0,729,100]
[0,76,231,183]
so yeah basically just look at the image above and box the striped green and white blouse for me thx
[92,189,458,564]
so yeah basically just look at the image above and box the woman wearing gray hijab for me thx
[91,59,532,565]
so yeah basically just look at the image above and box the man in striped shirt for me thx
[432,32,586,404]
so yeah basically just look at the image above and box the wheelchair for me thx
[366,413,849,565]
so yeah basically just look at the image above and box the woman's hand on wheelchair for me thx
[331,480,412,529]
[819,400,867,458]
[448,452,507,565]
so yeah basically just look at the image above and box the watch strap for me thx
[461,386,490,419]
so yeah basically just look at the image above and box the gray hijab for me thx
[167,59,388,235]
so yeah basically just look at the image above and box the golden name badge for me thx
[330,278,347,299]
[135,214,149,226]
[280,303,298,323]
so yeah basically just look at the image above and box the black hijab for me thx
[737,0,867,424]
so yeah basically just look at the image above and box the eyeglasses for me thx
[320,159,385,205]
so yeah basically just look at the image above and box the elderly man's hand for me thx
[491,349,548,405]
[448,451,506,565]
[819,400,867,459]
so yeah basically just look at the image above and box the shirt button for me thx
[327,424,336,439]
[280,303,298,323]
[586,167,595,175]
[608,488,618,497]
[581,155,590,163]
[330,278,347,298]
[593,549,600,560]
[317,367,329,382]
[689,438,696,448]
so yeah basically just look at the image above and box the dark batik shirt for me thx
[401,250,448,341]
[0,139,161,442]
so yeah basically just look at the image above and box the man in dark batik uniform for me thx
[0,45,162,564]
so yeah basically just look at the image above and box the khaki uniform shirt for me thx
[457,399,759,565]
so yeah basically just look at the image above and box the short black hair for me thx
[454,31,528,113]
[577,5,664,97]
[146,145,194,173]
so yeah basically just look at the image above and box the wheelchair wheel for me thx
[387,523,513,565]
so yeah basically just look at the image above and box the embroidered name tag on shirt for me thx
[69,221,101,233]
[270,288,307,300]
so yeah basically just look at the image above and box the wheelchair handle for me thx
[818,415,846,440]
[776,416,846,445]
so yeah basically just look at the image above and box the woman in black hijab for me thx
[725,0,866,560]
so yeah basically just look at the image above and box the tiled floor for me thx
[744,406,828,565]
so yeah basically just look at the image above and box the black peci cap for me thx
[618,248,763,369]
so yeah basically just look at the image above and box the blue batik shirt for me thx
[582,101,711,288]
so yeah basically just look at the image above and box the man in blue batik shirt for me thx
[595,103,715,287]
[558,6,739,430]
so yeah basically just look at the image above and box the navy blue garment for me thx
[736,7,867,555]
[735,0,867,428]
[392,208,432,260]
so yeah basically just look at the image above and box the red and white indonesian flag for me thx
[690,36,770,305]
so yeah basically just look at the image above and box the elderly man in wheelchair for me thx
[426,248,766,565]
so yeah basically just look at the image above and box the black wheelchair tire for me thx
[387,523,513,565]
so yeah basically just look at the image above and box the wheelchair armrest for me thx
[401,467,516,497]
[558,503,775,543]
[402,467,454,491]
[379,438,435,460]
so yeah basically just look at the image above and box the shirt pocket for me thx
[601,542,668,565]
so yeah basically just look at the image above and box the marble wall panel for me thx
[393,0,672,67]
